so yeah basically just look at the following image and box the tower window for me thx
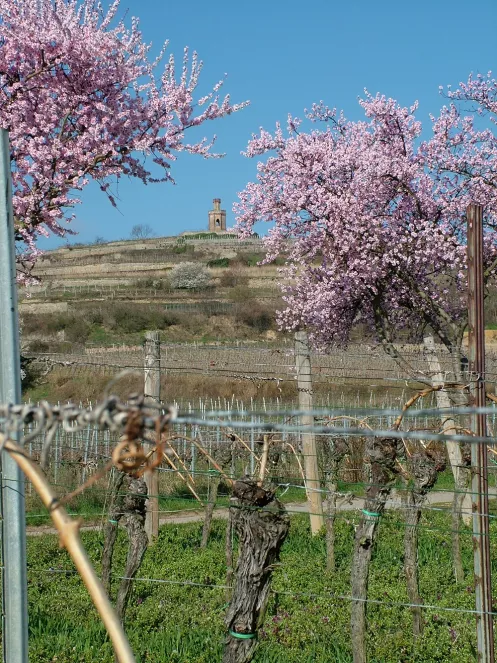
[216,219,220,226]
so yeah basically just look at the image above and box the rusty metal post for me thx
[467,204,495,663]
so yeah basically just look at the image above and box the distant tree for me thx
[0,0,247,280]
[169,262,210,289]
[130,224,155,240]
[93,236,106,245]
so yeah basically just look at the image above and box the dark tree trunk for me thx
[223,480,290,663]
[403,450,445,637]
[101,472,148,626]
[452,488,465,583]
[351,438,398,663]
[115,476,148,622]
[404,491,423,636]
[102,470,125,595]
[225,509,234,601]
[318,437,349,573]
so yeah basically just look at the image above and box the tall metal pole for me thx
[0,129,29,662]
[467,203,495,663]
[144,331,160,543]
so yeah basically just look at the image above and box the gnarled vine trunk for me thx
[102,469,126,596]
[318,437,349,572]
[101,471,148,624]
[404,450,446,637]
[423,335,471,581]
[223,480,290,663]
[351,438,398,663]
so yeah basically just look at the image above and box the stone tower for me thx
[208,198,227,232]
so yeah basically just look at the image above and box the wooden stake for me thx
[294,331,324,534]
[144,331,160,543]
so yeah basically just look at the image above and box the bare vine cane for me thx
[0,433,136,663]
[201,444,233,549]
[101,415,172,625]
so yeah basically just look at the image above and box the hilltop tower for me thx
[208,198,227,232]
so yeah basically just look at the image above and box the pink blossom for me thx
[0,0,248,279]
[235,82,497,355]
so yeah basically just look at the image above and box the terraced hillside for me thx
[19,234,287,351]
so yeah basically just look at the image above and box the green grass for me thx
[24,508,485,663]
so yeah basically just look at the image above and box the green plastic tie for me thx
[229,630,257,640]
[108,519,119,525]
[362,509,380,518]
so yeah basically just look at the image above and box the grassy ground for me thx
[25,507,487,663]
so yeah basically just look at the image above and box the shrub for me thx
[65,317,91,343]
[219,267,248,288]
[172,313,208,334]
[234,252,286,267]
[169,262,211,290]
[20,314,45,335]
[228,285,253,303]
[27,339,50,353]
[236,302,274,332]
[111,305,150,333]
[107,304,179,333]
[234,251,265,266]
[207,257,230,268]
[86,309,104,325]
[136,277,155,289]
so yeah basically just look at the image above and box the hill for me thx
[20,233,286,353]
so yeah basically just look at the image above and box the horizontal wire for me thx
[33,568,491,617]
[174,417,496,445]
[16,402,497,420]
[28,355,497,384]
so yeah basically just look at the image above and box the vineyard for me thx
[13,390,497,663]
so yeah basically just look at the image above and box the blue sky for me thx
[38,0,497,248]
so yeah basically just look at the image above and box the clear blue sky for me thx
[39,0,497,248]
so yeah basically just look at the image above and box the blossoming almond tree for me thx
[235,82,497,372]
[0,0,247,276]
[235,75,497,663]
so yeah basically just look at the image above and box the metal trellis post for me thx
[467,203,495,663]
[0,129,29,663]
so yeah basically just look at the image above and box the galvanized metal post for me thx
[467,203,495,663]
[144,331,160,543]
[0,129,29,663]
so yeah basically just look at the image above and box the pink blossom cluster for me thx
[235,83,497,353]
[0,0,247,274]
